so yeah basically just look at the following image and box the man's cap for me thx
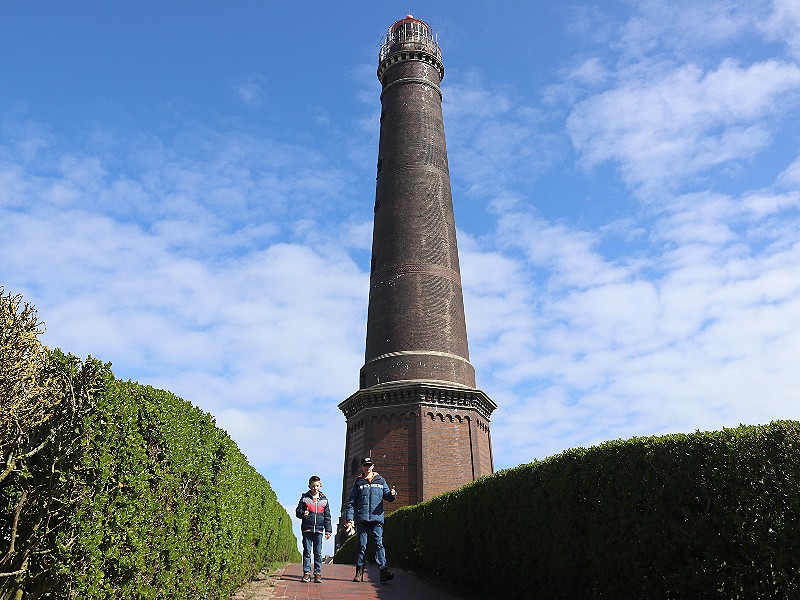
[361,457,373,467]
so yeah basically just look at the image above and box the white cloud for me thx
[616,0,763,59]
[237,77,266,108]
[567,59,800,192]
[0,119,368,519]
[571,57,610,87]
[443,73,559,200]
[777,155,800,188]
[760,0,800,59]
[460,177,800,465]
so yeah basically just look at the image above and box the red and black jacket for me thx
[295,491,332,534]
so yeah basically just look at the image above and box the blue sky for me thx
[3,1,800,555]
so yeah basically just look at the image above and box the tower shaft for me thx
[338,17,496,543]
[362,30,474,390]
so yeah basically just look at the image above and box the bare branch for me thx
[0,490,27,567]
[0,456,16,486]
[0,568,28,578]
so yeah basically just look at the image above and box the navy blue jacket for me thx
[295,491,332,534]
[345,472,396,524]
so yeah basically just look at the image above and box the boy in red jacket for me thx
[295,475,332,583]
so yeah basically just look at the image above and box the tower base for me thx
[336,381,496,545]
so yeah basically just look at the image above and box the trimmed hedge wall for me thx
[3,354,298,599]
[337,421,800,599]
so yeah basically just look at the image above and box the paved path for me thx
[271,562,466,600]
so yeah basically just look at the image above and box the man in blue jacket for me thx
[344,456,397,583]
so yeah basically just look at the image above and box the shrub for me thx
[1,290,299,599]
[54,376,299,599]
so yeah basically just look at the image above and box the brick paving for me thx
[271,562,465,599]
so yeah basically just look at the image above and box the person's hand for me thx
[303,510,309,517]
[325,532,331,539]
[345,520,353,527]
[390,487,397,497]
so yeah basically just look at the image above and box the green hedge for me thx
[339,422,800,599]
[3,354,299,599]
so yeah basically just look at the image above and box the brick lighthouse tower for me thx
[338,15,496,533]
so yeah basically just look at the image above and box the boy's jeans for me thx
[356,522,386,569]
[302,531,323,574]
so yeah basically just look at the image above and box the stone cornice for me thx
[339,381,497,421]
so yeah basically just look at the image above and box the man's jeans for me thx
[302,531,323,574]
[356,521,386,569]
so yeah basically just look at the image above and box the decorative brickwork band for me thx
[364,349,473,368]
[370,262,462,289]
[380,76,442,100]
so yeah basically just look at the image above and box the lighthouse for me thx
[339,15,496,537]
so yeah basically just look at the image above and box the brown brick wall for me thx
[467,415,493,479]
[420,410,475,500]
[368,411,418,513]
[476,418,493,477]
[339,418,365,522]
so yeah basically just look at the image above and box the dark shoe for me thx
[380,568,394,583]
[353,565,364,582]
[301,572,311,583]
[313,572,321,583]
